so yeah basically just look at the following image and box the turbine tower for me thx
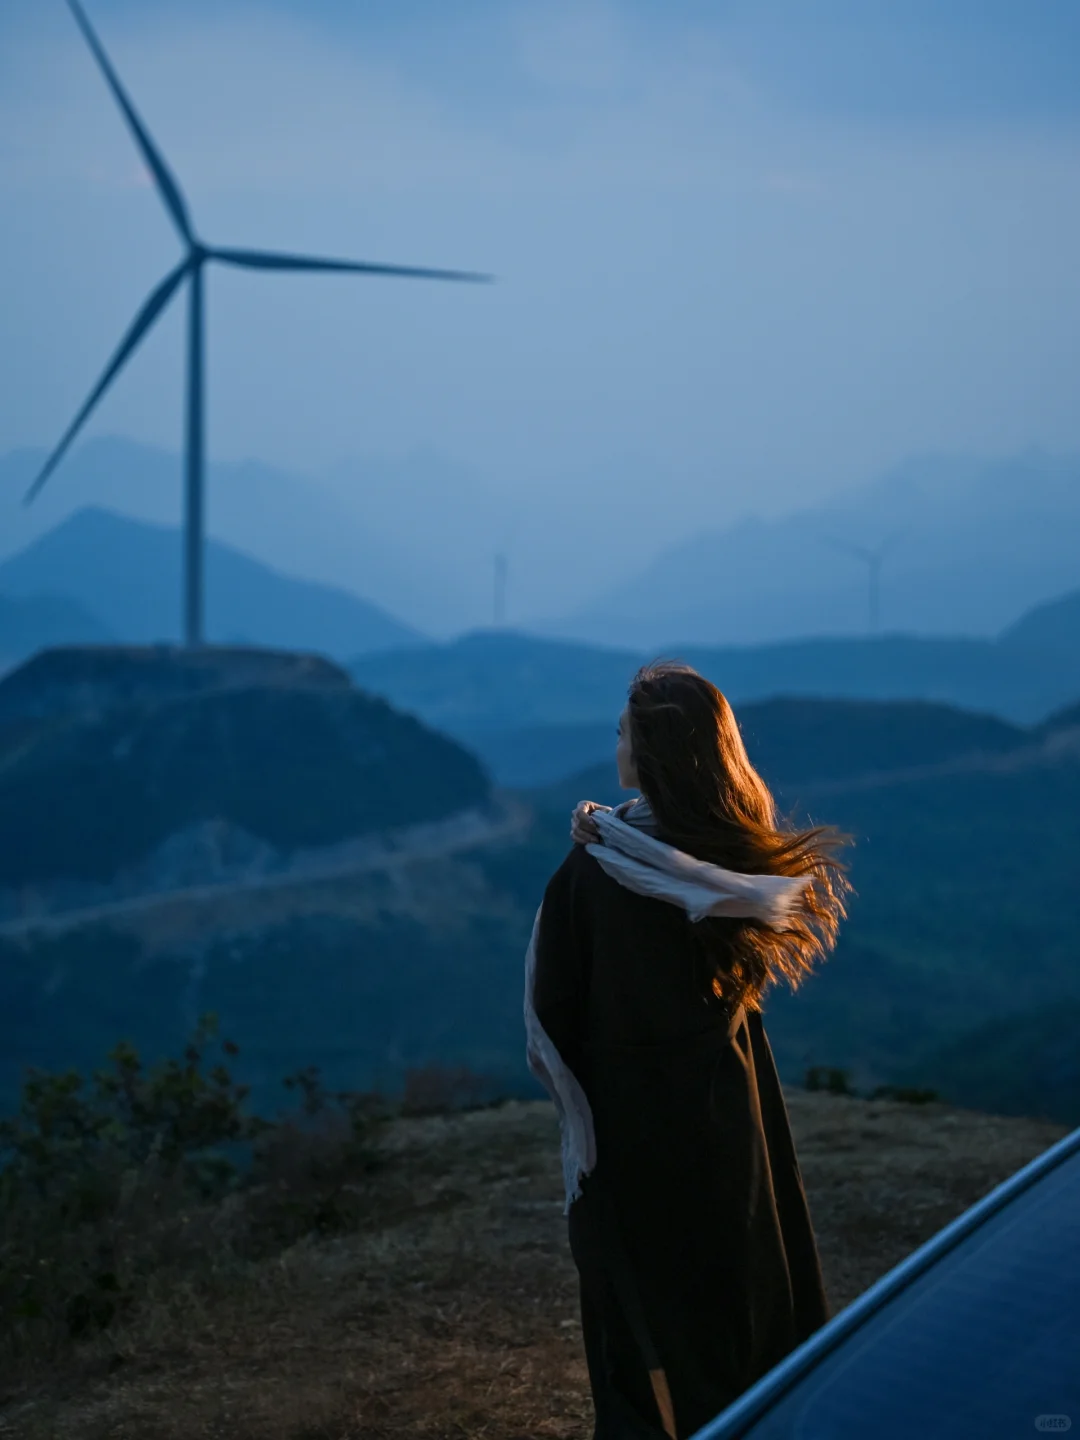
[822,533,903,634]
[493,552,508,627]
[26,0,490,646]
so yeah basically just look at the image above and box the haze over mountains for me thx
[5,451,1080,753]
[542,450,1080,648]
[3,439,1080,647]
[0,439,513,641]
[0,508,420,661]
[0,592,110,666]
[351,604,1080,786]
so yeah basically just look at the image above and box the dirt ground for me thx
[0,1090,1069,1440]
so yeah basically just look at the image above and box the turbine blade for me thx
[24,261,189,505]
[210,245,492,284]
[67,0,194,245]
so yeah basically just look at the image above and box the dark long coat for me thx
[534,841,830,1438]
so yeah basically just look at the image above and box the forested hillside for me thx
[0,647,490,887]
[2,653,1078,1126]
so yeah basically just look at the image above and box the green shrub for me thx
[0,1016,388,1364]
[241,1065,391,1258]
[804,1065,857,1096]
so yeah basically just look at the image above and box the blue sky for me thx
[2,0,1079,619]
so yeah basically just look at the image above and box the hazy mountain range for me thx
[3,502,1080,766]
[539,450,1080,648]
[0,593,110,666]
[0,438,510,640]
[0,508,420,661]
[3,439,1080,647]
[351,595,1080,784]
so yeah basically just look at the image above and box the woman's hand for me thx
[570,800,611,845]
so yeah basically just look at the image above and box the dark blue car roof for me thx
[692,1124,1080,1440]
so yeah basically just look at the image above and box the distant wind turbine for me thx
[821,532,904,634]
[493,552,508,627]
[491,518,517,629]
[25,0,491,647]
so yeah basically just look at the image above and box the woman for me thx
[527,660,850,1439]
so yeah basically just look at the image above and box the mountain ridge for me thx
[350,613,1080,780]
[0,437,510,639]
[0,507,423,661]
[540,450,1080,648]
[7,440,1080,648]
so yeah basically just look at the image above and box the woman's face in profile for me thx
[616,705,639,790]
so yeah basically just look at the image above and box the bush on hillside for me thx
[0,1016,390,1364]
[803,1065,940,1104]
[804,1065,858,1096]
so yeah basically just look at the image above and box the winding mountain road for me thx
[0,795,533,944]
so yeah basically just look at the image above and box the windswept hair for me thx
[626,660,852,1014]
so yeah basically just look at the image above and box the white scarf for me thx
[523,797,812,1212]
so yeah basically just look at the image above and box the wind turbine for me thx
[491,515,517,629]
[821,532,904,634]
[492,552,508,627]
[25,0,491,647]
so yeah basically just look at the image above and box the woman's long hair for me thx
[626,660,852,1014]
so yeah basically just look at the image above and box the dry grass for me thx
[0,1092,1069,1440]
